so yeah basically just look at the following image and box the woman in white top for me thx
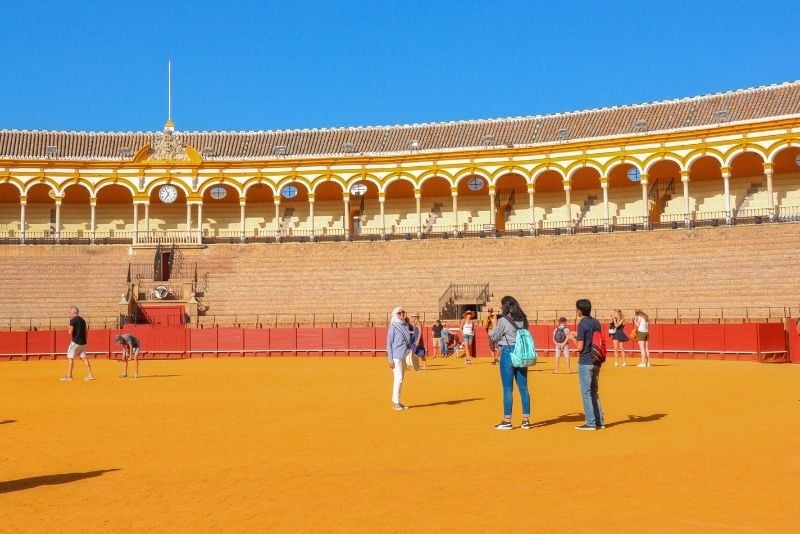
[460,310,476,365]
[634,309,650,367]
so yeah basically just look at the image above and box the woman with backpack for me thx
[489,296,532,430]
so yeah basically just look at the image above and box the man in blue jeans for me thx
[569,298,605,430]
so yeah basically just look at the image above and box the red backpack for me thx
[590,323,607,364]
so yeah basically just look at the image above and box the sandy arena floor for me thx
[1,355,798,533]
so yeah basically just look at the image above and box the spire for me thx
[164,59,175,133]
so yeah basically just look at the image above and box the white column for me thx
[564,183,572,225]
[309,198,316,240]
[132,203,139,245]
[721,167,732,223]
[415,192,422,238]
[144,202,150,240]
[681,171,691,227]
[186,203,191,232]
[489,189,496,226]
[452,190,459,236]
[379,195,386,237]
[90,201,96,243]
[765,168,775,219]
[601,180,610,228]
[528,186,535,235]
[640,174,649,228]
[54,200,61,241]
[20,200,26,243]
[343,195,350,238]
[273,196,281,242]
[197,203,203,236]
[240,200,246,242]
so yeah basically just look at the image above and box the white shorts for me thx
[67,342,87,359]
[123,347,141,359]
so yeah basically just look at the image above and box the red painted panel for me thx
[789,319,800,363]
[140,305,184,326]
[756,322,789,362]
[189,329,218,351]
[660,324,694,350]
[530,325,553,352]
[297,328,322,350]
[217,328,245,351]
[474,329,489,356]
[322,328,348,350]
[86,329,110,356]
[0,332,26,354]
[28,331,57,355]
[243,329,270,351]
[722,324,758,353]
[374,327,388,354]
[349,328,375,350]
[270,328,297,350]
[692,324,724,352]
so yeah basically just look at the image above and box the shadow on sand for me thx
[605,413,668,428]
[0,469,121,494]
[411,397,484,408]
[0,419,17,425]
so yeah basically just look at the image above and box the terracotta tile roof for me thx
[2,81,799,161]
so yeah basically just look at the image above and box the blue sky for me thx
[2,0,798,132]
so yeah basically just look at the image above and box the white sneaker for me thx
[84,376,95,381]
[622,362,627,367]
[59,376,73,381]
[637,363,647,368]
[614,362,618,367]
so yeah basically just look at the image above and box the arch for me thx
[418,169,455,188]
[61,182,92,203]
[603,156,645,177]
[199,177,245,197]
[728,151,766,180]
[243,179,277,197]
[531,164,566,184]
[309,173,346,194]
[95,178,137,197]
[684,149,724,169]
[769,145,800,174]
[0,178,24,196]
[490,166,530,185]
[643,153,684,174]
[24,178,59,196]
[144,178,192,198]
[724,145,768,167]
[766,137,800,162]
[453,168,491,186]
[382,172,417,193]
[344,173,381,192]
[565,160,603,181]
[275,176,312,195]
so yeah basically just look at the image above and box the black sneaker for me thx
[494,420,513,430]
[574,424,598,431]
[520,420,533,430]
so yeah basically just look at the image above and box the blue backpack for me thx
[506,317,537,367]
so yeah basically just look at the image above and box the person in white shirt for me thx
[552,316,571,374]
[634,309,651,367]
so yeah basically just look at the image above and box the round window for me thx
[467,177,485,191]
[627,168,641,182]
[210,186,227,200]
[281,185,298,199]
[350,183,367,196]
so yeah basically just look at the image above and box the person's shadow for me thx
[0,469,120,494]
[605,413,667,428]
[531,413,585,428]
[0,420,17,425]
[412,397,483,408]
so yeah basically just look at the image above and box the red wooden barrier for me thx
[1,323,795,362]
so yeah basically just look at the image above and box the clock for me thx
[159,184,178,204]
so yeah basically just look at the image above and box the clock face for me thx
[159,184,179,204]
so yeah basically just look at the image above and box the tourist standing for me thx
[634,309,651,367]
[461,310,476,365]
[609,309,629,367]
[569,299,604,430]
[431,319,443,358]
[552,316,571,374]
[386,307,411,410]
[489,296,532,430]
[410,313,427,370]
[484,307,499,364]
[61,306,94,381]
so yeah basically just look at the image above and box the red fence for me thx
[0,322,794,362]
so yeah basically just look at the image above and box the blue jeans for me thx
[499,345,530,418]
[578,363,604,427]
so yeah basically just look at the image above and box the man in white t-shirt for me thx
[553,316,571,374]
